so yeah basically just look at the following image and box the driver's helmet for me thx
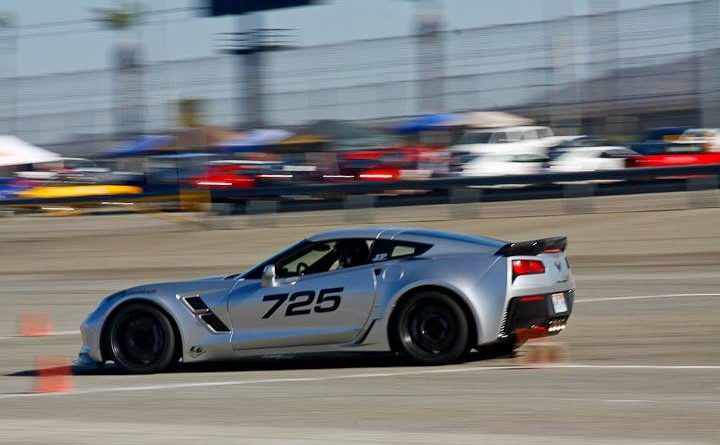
[337,240,370,268]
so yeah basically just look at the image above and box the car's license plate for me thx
[551,292,568,313]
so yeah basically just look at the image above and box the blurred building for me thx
[0,0,719,150]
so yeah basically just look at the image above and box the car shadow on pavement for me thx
[5,344,514,378]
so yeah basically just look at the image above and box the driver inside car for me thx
[335,239,370,269]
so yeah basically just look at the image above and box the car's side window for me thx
[275,238,374,278]
[538,128,553,138]
[276,241,338,278]
[523,129,539,140]
[391,244,416,258]
[491,132,508,143]
[370,239,432,263]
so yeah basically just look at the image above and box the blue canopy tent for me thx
[216,129,294,153]
[391,113,462,134]
[152,153,218,160]
[101,135,175,158]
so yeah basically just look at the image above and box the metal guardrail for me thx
[1,164,719,210]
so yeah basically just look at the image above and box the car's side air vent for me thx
[181,295,231,333]
[199,313,230,333]
[184,296,208,311]
[498,299,518,339]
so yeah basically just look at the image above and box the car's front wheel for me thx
[394,290,470,365]
[107,303,177,374]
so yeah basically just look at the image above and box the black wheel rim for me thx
[407,303,458,356]
[113,310,165,367]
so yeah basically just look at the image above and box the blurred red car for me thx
[341,146,447,182]
[627,152,720,168]
[191,164,257,189]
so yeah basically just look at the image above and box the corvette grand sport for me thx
[78,228,575,373]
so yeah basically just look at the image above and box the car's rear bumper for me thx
[499,289,574,342]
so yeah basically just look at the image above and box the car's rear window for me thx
[370,239,432,262]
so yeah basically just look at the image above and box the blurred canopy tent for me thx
[0,136,61,166]
[284,120,395,151]
[101,127,244,158]
[102,135,175,158]
[391,113,462,134]
[216,129,294,153]
[152,153,219,160]
[455,111,533,129]
[174,126,242,147]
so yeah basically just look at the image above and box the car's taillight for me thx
[512,259,545,280]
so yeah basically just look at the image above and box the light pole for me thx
[0,13,18,135]
[408,0,446,114]
[543,0,579,134]
[587,0,620,136]
[91,3,145,139]
[220,17,293,129]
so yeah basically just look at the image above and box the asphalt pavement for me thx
[0,201,718,444]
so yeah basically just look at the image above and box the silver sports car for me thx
[78,227,574,373]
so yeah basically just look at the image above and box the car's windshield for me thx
[679,130,710,140]
[276,241,338,278]
[667,143,705,153]
[457,131,493,145]
[240,239,310,279]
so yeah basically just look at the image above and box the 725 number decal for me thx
[261,287,343,319]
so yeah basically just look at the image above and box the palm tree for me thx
[0,14,13,29]
[91,2,143,31]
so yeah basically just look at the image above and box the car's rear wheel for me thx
[107,303,177,374]
[394,290,470,365]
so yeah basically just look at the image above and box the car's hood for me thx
[122,276,238,300]
[192,274,233,282]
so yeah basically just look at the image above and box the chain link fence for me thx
[0,0,718,148]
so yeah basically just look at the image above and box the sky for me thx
[0,0,689,77]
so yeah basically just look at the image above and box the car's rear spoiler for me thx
[496,236,567,256]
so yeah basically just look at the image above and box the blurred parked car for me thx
[17,157,109,182]
[672,128,720,152]
[549,147,638,173]
[190,162,269,190]
[17,184,142,199]
[627,129,720,168]
[449,126,558,156]
[338,147,444,182]
[452,153,547,178]
[191,160,318,190]
[629,127,691,155]
[0,177,34,199]
[627,150,720,168]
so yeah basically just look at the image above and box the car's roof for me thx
[308,227,507,249]
[307,227,392,241]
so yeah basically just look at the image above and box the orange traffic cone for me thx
[18,312,54,337]
[516,341,569,367]
[515,326,548,344]
[34,356,74,393]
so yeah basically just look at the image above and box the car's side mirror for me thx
[261,264,277,288]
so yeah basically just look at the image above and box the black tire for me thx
[394,290,470,365]
[107,303,177,374]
